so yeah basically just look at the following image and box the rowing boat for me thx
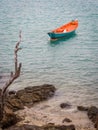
[48,19,78,39]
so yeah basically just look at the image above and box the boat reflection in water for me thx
[49,32,77,46]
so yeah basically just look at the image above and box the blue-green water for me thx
[0,0,98,106]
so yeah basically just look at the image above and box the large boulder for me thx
[2,84,56,111]
[0,84,56,129]
[16,84,56,107]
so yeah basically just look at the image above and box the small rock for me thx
[60,103,71,109]
[77,106,88,111]
[62,118,72,123]
[8,91,16,95]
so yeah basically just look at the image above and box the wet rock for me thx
[4,125,42,130]
[18,92,34,104]
[1,84,55,110]
[77,106,88,111]
[78,106,98,129]
[7,97,24,111]
[1,106,21,129]
[60,102,71,109]
[0,89,2,96]
[8,91,16,95]
[62,118,72,123]
[5,124,76,130]
[0,84,56,129]
[47,123,55,125]
[94,115,98,129]
[16,84,56,107]
[87,106,98,123]
[88,106,98,130]
[42,124,75,130]
[1,84,56,112]
[2,111,17,128]
[0,90,1,106]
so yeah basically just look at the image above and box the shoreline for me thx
[0,84,98,130]
[16,100,95,130]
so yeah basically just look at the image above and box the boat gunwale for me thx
[51,29,76,34]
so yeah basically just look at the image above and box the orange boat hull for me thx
[48,19,78,39]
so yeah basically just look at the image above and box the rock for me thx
[87,106,98,123]
[4,106,13,115]
[0,84,56,129]
[60,103,71,109]
[7,97,24,111]
[77,105,98,129]
[87,106,98,130]
[8,91,16,95]
[16,84,56,107]
[42,124,75,130]
[94,115,98,129]
[4,124,76,130]
[0,89,2,103]
[16,89,25,98]
[47,123,55,125]
[4,125,42,130]
[1,84,56,111]
[1,106,21,129]
[77,106,88,111]
[0,89,2,96]
[62,118,72,123]
[18,92,34,104]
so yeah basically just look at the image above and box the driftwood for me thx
[0,31,22,122]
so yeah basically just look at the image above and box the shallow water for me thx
[0,0,98,107]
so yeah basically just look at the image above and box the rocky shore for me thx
[0,84,98,130]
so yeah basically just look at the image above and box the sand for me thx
[16,99,96,130]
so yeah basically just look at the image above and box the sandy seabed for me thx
[16,99,96,130]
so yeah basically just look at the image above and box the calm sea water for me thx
[0,0,98,107]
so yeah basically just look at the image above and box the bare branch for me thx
[0,31,22,122]
[14,31,22,72]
